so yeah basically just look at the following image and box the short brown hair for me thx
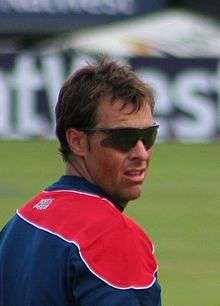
[55,59,155,162]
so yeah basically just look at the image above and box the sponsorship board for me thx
[131,57,220,141]
[0,0,167,35]
[0,51,219,141]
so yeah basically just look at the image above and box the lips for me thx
[124,169,145,183]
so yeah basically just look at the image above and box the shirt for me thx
[0,175,161,306]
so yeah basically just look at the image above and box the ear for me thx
[66,128,87,157]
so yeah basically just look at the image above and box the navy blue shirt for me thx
[0,176,161,306]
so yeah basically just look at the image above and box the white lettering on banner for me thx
[0,53,219,141]
[70,54,94,74]
[0,0,136,14]
[8,54,47,136]
[172,70,216,140]
[112,0,135,15]
[0,0,61,12]
[62,0,136,14]
[216,62,220,130]
[0,71,12,136]
[41,55,66,129]
[138,69,173,140]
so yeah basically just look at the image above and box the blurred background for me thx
[0,1,219,305]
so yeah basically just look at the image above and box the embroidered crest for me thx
[33,198,53,210]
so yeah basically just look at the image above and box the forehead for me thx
[96,99,153,128]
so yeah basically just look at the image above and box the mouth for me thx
[124,169,145,183]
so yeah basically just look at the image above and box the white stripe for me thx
[42,189,117,210]
[16,210,157,290]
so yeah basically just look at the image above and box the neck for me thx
[65,157,127,211]
[66,159,86,179]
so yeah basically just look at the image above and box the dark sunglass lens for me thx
[142,127,158,150]
[100,126,159,152]
[101,130,137,152]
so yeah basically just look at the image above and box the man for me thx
[0,59,161,305]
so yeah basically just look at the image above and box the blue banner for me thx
[0,51,219,141]
[0,0,167,35]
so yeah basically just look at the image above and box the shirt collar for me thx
[46,175,124,212]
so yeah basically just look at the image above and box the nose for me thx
[128,139,151,161]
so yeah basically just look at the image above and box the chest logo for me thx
[33,198,54,210]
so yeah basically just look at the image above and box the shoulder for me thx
[18,189,123,237]
[18,190,158,289]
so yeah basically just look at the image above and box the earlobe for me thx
[66,128,86,157]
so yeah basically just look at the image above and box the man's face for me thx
[83,100,155,206]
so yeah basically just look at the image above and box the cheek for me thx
[92,148,125,182]
[101,151,124,175]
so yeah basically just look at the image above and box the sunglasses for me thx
[79,124,159,152]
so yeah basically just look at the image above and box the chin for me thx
[122,187,142,203]
[128,193,141,201]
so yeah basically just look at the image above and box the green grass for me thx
[0,140,219,305]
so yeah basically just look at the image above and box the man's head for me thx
[55,59,158,206]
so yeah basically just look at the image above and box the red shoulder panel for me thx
[18,190,158,289]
